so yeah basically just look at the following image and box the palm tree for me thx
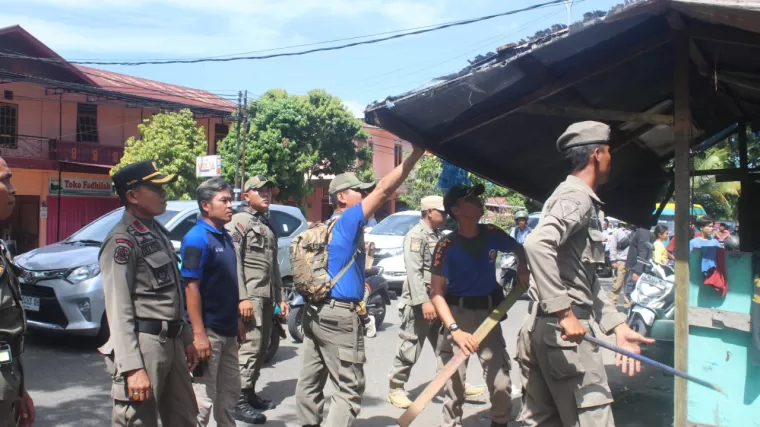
[692,145,740,219]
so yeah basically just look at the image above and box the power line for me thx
[0,1,573,67]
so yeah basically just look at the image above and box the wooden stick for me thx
[397,286,523,427]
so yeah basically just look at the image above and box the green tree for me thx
[353,143,375,183]
[112,109,207,200]
[218,89,364,204]
[693,145,740,219]
[399,154,444,210]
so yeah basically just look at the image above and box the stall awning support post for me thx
[673,31,691,427]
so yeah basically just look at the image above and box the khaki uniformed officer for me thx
[386,195,484,409]
[99,160,198,427]
[517,121,655,427]
[0,157,35,427]
[226,176,288,424]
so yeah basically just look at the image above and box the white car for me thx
[364,211,422,292]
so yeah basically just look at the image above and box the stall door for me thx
[47,196,120,244]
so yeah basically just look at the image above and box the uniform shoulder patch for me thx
[232,231,242,243]
[115,238,133,248]
[114,244,132,265]
[235,223,246,235]
[410,237,423,254]
[559,199,580,218]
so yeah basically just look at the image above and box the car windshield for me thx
[369,214,420,236]
[66,209,181,244]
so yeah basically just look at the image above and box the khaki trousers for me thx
[107,333,197,427]
[437,305,512,427]
[239,297,274,390]
[389,304,440,390]
[610,262,627,304]
[295,301,366,427]
[193,330,241,427]
[517,314,615,427]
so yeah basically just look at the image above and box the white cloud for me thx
[5,0,450,56]
[342,100,367,119]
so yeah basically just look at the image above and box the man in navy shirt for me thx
[182,178,257,426]
[296,146,424,427]
[430,184,529,427]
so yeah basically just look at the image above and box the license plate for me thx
[21,296,40,312]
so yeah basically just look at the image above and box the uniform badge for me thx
[232,231,242,243]
[489,249,496,263]
[131,220,148,234]
[559,199,579,218]
[410,238,422,254]
[114,245,131,265]
[116,238,133,247]
[259,226,265,235]
[235,223,246,235]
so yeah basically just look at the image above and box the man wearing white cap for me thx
[386,195,485,408]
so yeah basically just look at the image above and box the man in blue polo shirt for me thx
[295,145,424,427]
[430,184,529,427]
[182,178,259,426]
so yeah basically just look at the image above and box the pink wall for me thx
[3,82,223,153]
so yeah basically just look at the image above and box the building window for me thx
[76,103,99,142]
[214,123,229,143]
[394,144,403,166]
[0,102,17,148]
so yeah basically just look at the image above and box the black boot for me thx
[246,388,277,410]
[490,422,508,427]
[233,392,266,425]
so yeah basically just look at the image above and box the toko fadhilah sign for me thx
[49,177,116,197]
[196,155,222,178]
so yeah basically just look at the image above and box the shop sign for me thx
[49,178,116,197]
[196,155,222,178]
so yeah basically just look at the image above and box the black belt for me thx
[445,289,504,310]
[528,301,592,320]
[135,319,185,338]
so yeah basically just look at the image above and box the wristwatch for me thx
[448,323,460,332]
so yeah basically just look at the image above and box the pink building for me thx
[302,123,412,223]
[0,25,235,253]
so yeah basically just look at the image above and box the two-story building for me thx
[0,25,235,254]
[303,123,412,223]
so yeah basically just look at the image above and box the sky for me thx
[2,0,625,117]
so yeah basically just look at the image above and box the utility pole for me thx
[233,91,242,201]
[563,0,574,26]
[240,90,249,196]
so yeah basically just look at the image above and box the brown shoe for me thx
[387,389,412,409]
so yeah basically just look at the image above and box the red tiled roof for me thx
[74,65,236,112]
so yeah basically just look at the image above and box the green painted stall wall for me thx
[687,251,760,427]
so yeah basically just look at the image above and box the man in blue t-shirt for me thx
[430,184,529,427]
[181,178,258,426]
[295,146,425,427]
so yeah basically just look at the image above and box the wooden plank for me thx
[688,306,751,333]
[517,104,674,125]
[673,31,691,427]
[438,33,672,145]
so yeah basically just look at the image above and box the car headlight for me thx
[67,264,101,283]
[377,247,403,257]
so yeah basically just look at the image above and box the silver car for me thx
[14,201,307,343]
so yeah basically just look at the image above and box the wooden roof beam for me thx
[516,104,674,125]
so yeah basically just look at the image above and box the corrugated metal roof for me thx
[365,0,760,225]
[74,65,236,112]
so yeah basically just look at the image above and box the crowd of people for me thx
[1,120,662,427]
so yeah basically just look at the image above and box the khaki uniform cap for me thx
[556,121,611,152]
[244,175,273,191]
[420,195,444,211]
[329,172,375,195]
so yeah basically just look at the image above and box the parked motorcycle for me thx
[499,253,517,294]
[287,266,391,343]
[626,261,675,364]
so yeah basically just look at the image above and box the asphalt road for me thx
[24,278,674,426]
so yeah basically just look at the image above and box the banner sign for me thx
[196,155,222,178]
[49,177,115,197]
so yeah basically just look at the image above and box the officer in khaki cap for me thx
[99,160,198,426]
[225,175,287,424]
[517,121,654,426]
[386,196,484,408]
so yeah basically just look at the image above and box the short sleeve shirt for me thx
[432,224,519,297]
[689,237,721,273]
[181,219,239,337]
[327,203,368,302]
